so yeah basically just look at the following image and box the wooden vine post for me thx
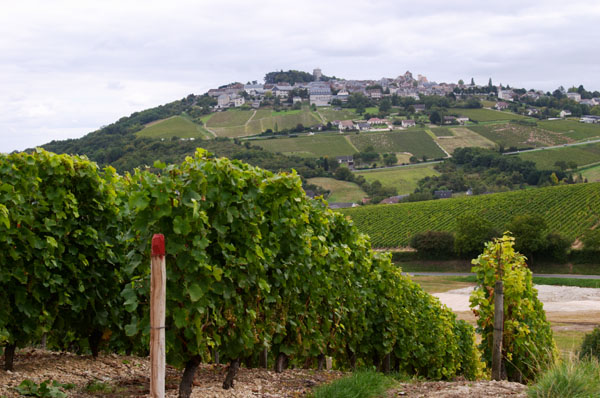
[150,234,166,398]
[492,243,504,381]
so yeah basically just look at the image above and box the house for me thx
[232,96,245,107]
[367,89,382,99]
[526,108,539,116]
[401,119,416,128]
[380,195,408,204]
[292,96,303,104]
[336,90,349,102]
[367,117,388,125]
[273,85,293,98]
[580,115,600,124]
[457,117,469,125]
[357,122,371,131]
[560,110,572,118]
[443,116,457,125]
[414,104,426,113]
[567,92,582,102]
[244,84,265,95]
[251,100,261,109]
[339,120,355,130]
[434,190,453,199]
[495,102,509,110]
[217,94,231,108]
[336,155,354,168]
[497,88,515,101]
[309,86,332,106]
[581,99,595,106]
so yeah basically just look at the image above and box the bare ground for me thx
[390,380,526,397]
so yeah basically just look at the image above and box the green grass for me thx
[528,358,600,398]
[430,127,453,137]
[448,108,530,122]
[137,116,211,139]
[468,123,570,149]
[318,108,358,122]
[348,130,446,159]
[435,127,496,155]
[365,106,379,114]
[341,182,600,247]
[308,177,366,203]
[581,163,600,182]
[355,164,440,195]
[311,370,395,398]
[205,109,255,127]
[538,119,600,141]
[252,134,357,157]
[517,142,600,169]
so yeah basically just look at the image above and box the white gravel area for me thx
[435,284,600,312]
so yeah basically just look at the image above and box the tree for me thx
[454,214,498,257]
[458,79,464,86]
[429,110,442,125]
[488,78,493,88]
[383,153,398,166]
[470,77,475,85]
[506,214,548,259]
[379,98,391,113]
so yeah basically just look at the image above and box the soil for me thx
[0,348,343,397]
[390,380,527,397]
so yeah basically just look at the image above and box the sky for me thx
[1,0,599,153]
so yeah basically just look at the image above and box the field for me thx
[307,177,366,203]
[137,116,212,139]
[448,108,530,122]
[348,130,446,159]
[205,108,322,138]
[517,142,600,169]
[355,164,440,194]
[341,182,600,247]
[317,107,358,122]
[430,127,453,137]
[538,119,600,141]
[434,127,496,154]
[582,163,600,182]
[468,123,571,149]
[252,134,357,157]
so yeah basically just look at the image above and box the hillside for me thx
[341,182,600,248]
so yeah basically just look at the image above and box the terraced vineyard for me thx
[349,130,446,159]
[468,122,571,149]
[448,108,530,122]
[517,142,600,169]
[341,183,600,248]
[137,116,212,139]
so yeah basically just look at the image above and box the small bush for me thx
[580,327,600,361]
[311,370,395,398]
[528,358,600,398]
[410,231,455,259]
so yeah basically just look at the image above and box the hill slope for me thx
[341,182,600,248]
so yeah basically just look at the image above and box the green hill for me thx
[137,116,213,139]
[341,183,600,248]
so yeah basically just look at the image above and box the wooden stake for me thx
[492,280,504,380]
[151,234,166,398]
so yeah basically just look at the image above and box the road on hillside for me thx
[406,271,600,279]
[503,137,600,155]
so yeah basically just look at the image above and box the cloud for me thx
[1,0,600,152]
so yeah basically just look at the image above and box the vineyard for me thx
[0,149,481,397]
[341,183,600,248]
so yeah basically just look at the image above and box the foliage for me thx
[15,379,74,398]
[310,370,395,398]
[506,214,548,257]
[0,149,124,356]
[581,229,600,251]
[410,231,455,259]
[528,358,600,398]
[341,182,600,248]
[470,235,557,382]
[580,327,600,361]
[264,70,314,84]
[454,214,498,258]
[119,149,479,381]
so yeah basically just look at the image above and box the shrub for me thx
[528,358,600,398]
[454,214,498,258]
[470,235,557,382]
[580,327,600,361]
[410,231,455,259]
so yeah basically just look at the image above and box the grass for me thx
[448,108,530,122]
[205,109,255,128]
[517,142,600,169]
[581,163,600,182]
[318,108,358,122]
[399,259,600,275]
[252,134,357,157]
[528,358,600,398]
[410,275,475,293]
[538,119,600,141]
[553,330,586,357]
[349,130,446,159]
[468,123,570,149]
[311,370,395,398]
[355,164,440,194]
[137,116,211,139]
[308,177,366,203]
[435,127,496,154]
[430,127,453,137]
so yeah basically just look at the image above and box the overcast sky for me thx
[2,0,599,153]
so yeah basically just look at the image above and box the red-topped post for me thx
[150,234,166,398]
